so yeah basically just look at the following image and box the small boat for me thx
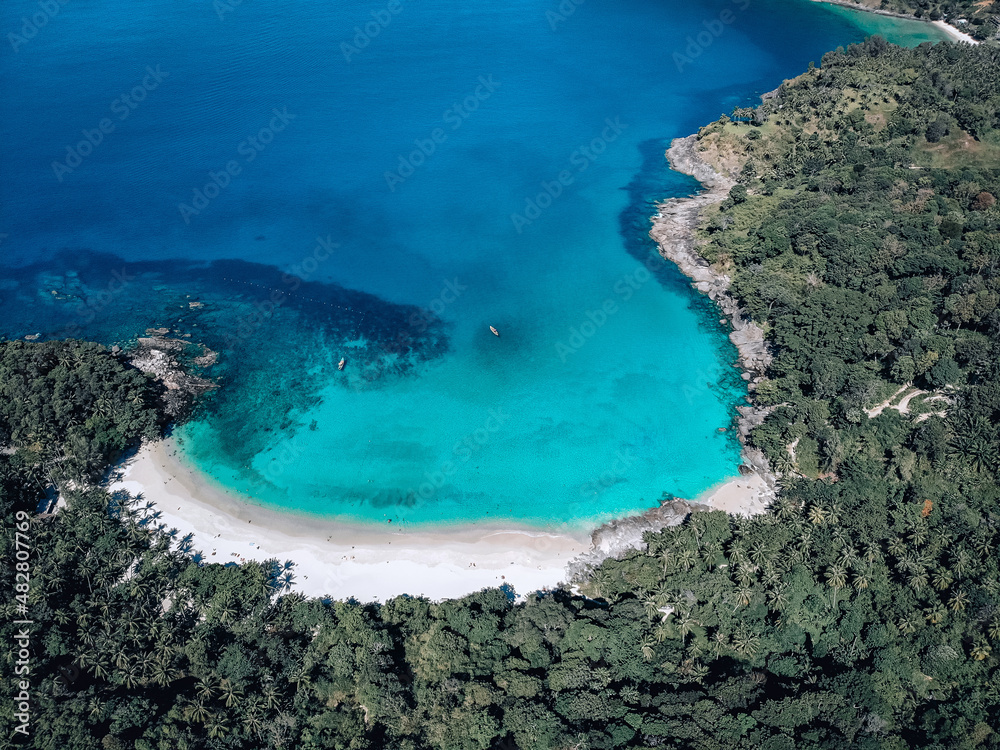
[338,358,346,371]
[490,326,499,337]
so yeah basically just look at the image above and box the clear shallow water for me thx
[0,0,944,526]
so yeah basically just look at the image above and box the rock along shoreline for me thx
[650,134,776,479]
[567,134,783,584]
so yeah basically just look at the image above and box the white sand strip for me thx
[109,440,590,602]
[931,20,980,45]
[702,472,772,517]
[108,439,769,601]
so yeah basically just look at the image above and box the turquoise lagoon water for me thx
[0,0,945,527]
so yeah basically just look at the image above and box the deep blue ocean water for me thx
[0,0,944,527]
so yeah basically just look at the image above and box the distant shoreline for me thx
[810,0,980,45]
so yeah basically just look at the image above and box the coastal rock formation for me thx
[567,499,705,583]
[127,335,217,419]
[650,135,772,377]
[649,134,777,489]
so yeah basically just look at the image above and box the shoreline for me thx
[110,438,593,602]
[810,0,980,45]
[101,126,786,608]
[108,430,772,601]
[650,135,779,493]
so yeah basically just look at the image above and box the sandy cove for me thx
[107,436,771,602]
[931,19,981,45]
[105,134,777,605]
[110,439,592,602]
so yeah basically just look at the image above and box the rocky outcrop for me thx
[649,134,776,483]
[650,135,771,377]
[567,499,705,583]
[127,335,217,419]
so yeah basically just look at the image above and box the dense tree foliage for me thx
[2,40,1000,749]
[0,341,162,483]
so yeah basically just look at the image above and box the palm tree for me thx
[838,545,859,568]
[949,590,969,613]
[766,586,789,612]
[262,682,282,710]
[640,639,655,662]
[643,597,661,621]
[825,564,847,609]
[710,630,729,658]
[774,496,798,520]
[863,542,882,565]
[736,563,757,587]
[971,640,992,661]
[659,550,674,575]
[689,661,710,684]
[653,582,672,601]
[808,504,827,525]
[184,699,211,725]
[289,665,312,694]
[953,550,973,579]
[196,677,217,702]
[653,623,671,643]
[923,603,947,625]
[732,624,760,657]
[761,567,781,589]
[243,709,265,738]
[219,679,243,708]
[218,602,238,625]
[88,697,106,721]
[115,663,140,690]
[973,534,993,560]
[677,547,698,572]
[932,567,953,591]
[701,545,719,571]
[91,656,113,682]
[852,570,870,591]
[908,570,929,592]
[896,615,918,634]
[989,619,1000,642]
[796,532,812,556]
[887,536,907,559]
[676,613,699,643]
[749,541,769,567]
[734,587,753,609]
[728,545,747,566]
[151,661,179,687]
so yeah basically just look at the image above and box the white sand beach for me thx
[108,438,768,602]
[932,20,980,45]
[702,473,772,517]
[110,439,593,602]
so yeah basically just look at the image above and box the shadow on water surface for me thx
[616,137,746,404]
[0,249,451,469]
